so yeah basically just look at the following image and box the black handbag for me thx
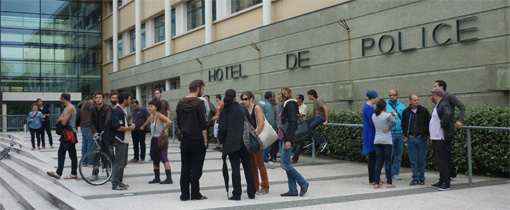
[280,115,311,144]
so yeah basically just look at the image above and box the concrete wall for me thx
[109,0,510,112]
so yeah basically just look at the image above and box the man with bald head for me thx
[385,89,406,181]
[402,94,430,185]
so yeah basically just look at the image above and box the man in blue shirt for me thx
[385,89,407,181]
[111,92,135,190]
[258,91,277,164]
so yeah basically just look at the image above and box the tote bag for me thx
[257,116,278,149]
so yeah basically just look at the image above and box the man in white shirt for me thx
[292,94,308,163]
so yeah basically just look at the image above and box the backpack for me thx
[102,115,115,145]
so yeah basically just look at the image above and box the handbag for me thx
[257,116,278,149]
[154,116,168,149]
[240,105,263,154]
[280,115,311,144]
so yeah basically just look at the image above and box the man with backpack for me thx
[77,96,94,167]
[89,91,112,181]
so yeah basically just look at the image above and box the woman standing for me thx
[28,103,44,151]
[241,91,270,195]
[144,99,173,184]
[372,99,397,189]
[218,89,256,200]
[277,88,309,197]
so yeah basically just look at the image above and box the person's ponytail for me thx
[223,89,236,112]
[375,99,386,116]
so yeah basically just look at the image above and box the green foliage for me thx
[309,107,510,177]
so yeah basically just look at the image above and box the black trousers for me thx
[292,141,304,162]
[448,141,457,177]
[41,122,53,146]
[269,140,279,161]
[29,128,43,148]
[228,146,256,199]
[56,139,77,176]
[131,129,146,160]
[432,140,452,185]
[180,137,207,200]
[367,151,376,183]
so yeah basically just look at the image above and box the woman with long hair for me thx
[218,89,256,200]
[277,87,309,197]
[28,103,44,151]
[240,91,270,195]
[143,99,173,184]
[372,99,397,189]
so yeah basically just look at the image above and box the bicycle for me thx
[79,132,114,185]
[0,136,22,161]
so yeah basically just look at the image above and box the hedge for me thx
[310,106,510,177]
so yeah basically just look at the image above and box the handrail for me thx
[322,123,510,185]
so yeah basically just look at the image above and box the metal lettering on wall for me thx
[286,50,310,69]
[362,16,478,56]
[208,64,245,82]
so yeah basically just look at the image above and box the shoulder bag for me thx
[257,115,278,149]
[155,115,169,149]
[240,104,263,154]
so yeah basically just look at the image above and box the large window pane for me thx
[171,10,176,37]
[1,77,41,92]
[1,0,40,13]
[118,36,123,57]
[232,0,262,13]
[155,15,165,43]
[187,0,216,31]
[1,12,40,29]
[1,29,40,46]
[1,61,40,78]
[1,45,40,61]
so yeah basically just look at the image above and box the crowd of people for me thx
[38,78,464,200]
[362,80,465,191]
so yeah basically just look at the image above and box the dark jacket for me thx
[436,98,455,140]
[176,97,207,140]
[280,100,299,143]
[402,105,430,138]
[217,102,253,155]
[90,104,112,134]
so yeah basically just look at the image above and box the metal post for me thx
[172,117,176,143]
[466,129,473,185]
[312,137,315,164]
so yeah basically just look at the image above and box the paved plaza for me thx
[0,131,509,210]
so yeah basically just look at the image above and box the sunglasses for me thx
[241,98,250,101]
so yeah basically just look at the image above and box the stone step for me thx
[0,174,26,210]
[0,160,57,210]
[0,150,101,210]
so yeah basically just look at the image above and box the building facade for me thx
[0,0,102,115]
[109,0,510,112]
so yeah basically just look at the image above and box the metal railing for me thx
[317,123,510,185]
[0,114,62,132]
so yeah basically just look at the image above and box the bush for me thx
[310,106,510,177]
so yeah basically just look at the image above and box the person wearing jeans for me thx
[402,93,430,185]
[78,96,95,166]
[385,89,406,180]
[302,89,329,153]
[372,99,397,189]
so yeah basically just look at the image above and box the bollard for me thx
[466,129,473,185]
[312,137,315,164]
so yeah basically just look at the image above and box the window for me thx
[130,24,145,52]
[109,40,113,61]
[107,1,113,14]
[231,0,262,13]
[118,0,122,8]
[170,78,180,90]
[187,0,216,30]
[154,15,165,43]
[118,36,123,57]
[171,10,176,37]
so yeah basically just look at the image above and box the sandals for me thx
[64,174,78,179]
[387,184,396,188]
[374,184,381,189]
[47,171,61,179]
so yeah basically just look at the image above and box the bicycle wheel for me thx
[79,150,113,186]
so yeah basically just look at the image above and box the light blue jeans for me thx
[81,126,95,165]
[391,133,404,176]
[280,140,308,194]
[407,136,427,181]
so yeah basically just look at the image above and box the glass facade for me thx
[1,0,102,102]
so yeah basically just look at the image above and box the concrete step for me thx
[0,175,26,210]
[0,148,101,210]
[0,160,57,210]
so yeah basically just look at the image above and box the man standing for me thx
[434,80,466,178]
[110,91,119,111]
[292,94,308,164]
[385,89,406,180]
[303,89,329,152]
[257,92,277,164]
[37,98,53,148]
[47,93,78,180]
[111,92,135,190]
[155,89,171,118]
[211,94,224,151]
[204,95,217,148]
[78,96,94,167]
[176,80,208,201]
[89,91,112,181]
[402,94,430,186]
[362,90,378,185]
[429,88,454,191]
[130,99,151,163]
